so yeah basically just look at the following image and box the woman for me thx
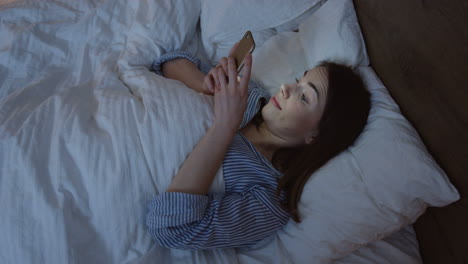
[146,42,371,250]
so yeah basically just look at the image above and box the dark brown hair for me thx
[258,62,371,223]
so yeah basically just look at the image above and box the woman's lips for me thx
[271,96,282,110]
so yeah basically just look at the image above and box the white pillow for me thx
[199,0,322,64]
[251,0,369,94]
[251,31,308,95]
[298,0,370,69]
[246,0,459,262]
[117,0,201,71]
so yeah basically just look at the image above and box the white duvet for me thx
[0,67,229,263]
[0,0,227,263]
[0,0,423,263]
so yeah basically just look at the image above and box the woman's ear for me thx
[305,136,315,145]
[305,130,319,145]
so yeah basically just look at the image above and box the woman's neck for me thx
[240,122,278,162]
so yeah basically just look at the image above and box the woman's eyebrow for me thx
[306,82,320,100]
[301,70,319,100]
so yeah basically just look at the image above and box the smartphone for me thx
[233,31,255,73]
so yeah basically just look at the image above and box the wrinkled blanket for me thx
[0,1,233,263]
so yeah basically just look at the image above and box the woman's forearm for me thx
[166,124,235,195]
[162,58,207,94]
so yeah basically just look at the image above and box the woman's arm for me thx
[166,123,234,194]
[162,58,207,94]
[146,186,290,249]
[166,55,252,195]
[160,43,239,95]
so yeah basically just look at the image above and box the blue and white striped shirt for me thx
[146,51,290,250]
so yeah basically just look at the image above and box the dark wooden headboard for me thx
[353,0,468,263]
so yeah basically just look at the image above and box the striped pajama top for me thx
[146,51,291,250]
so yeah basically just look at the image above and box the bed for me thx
[0,0,464,263]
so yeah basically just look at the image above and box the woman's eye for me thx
[301,93,307,103]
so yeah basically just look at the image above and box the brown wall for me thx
[353,0,468,263]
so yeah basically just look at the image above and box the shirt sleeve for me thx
[240,81,270,129]
[152,50,211,76]
[146,185,289,250]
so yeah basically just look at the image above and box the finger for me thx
[217,63,229,84]
[228,41,239,57]
[209,77,215,93]
[221,57,228,75]
[205,76,214,93]
[239,54,252,93]
[217,67,227,89]
[216,65,223,77]
[227,56,237,85]
[212,70,220,89]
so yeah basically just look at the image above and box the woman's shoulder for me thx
[240,81,270,129]
[223,133,281,191]
[247,79,270,98]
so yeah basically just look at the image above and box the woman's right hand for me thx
[203,42,240,94]
[211,53,252,134]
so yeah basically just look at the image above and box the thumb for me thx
[239,54,252,90]
[228,42,239,57]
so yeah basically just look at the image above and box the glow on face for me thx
[262,66,329,146]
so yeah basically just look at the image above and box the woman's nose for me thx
[281,84,292,99]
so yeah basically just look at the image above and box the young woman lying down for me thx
[146,42,371,250]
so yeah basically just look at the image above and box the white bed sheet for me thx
[0,0,422,263]
[337,225,422,264]
[236,225,422,264]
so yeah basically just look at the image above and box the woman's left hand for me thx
[203,42,240,94]
[211,54,252,134]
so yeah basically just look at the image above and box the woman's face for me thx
[262,66,329,146]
